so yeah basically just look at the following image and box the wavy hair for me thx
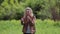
[23,7,34,23]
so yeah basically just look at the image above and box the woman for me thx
[21,7,36,34]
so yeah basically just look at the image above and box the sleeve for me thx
[30,16,36,26]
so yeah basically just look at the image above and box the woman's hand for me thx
[21,18,24,21]
[27,16,31,20]
[21,18,24,25]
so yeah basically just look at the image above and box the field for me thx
[0,19,60,34]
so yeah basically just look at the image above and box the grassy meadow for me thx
[0,19,60,34]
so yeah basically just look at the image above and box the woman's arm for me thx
[27,16,36,26]
[21,18,24,25]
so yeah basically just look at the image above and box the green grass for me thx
[0,19,60,34]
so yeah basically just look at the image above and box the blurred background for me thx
[0,0,60,34]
